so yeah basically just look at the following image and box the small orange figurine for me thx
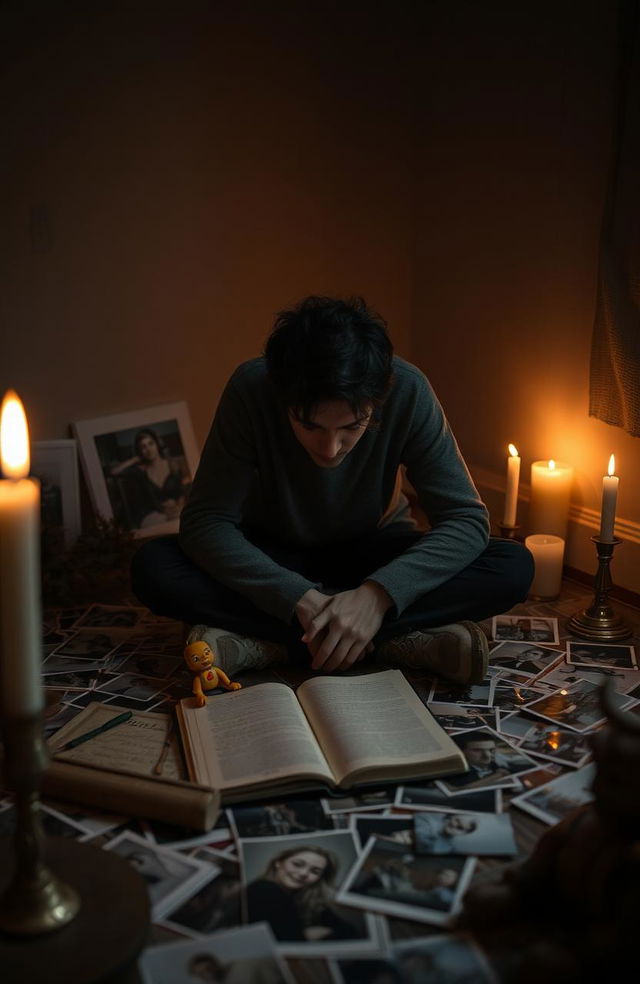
[183,640,242,706]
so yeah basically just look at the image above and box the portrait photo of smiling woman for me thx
[240,832,371,949]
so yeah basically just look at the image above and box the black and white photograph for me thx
[239,830,376,954]
[510,763,596,826]
[42,668,100,691]
[104,831,214,920]
[31,439,82,545]
[427,703,499,733]
[337,836,475,927]
[489,640,564,676]
[162,851,243,937]
[72,603,148,629]
[436,728,537,795]
[522,679,634,733]
[516,719,592,767]
[73,401,199,538]
[332,933,498,984]
[396,782,501,814]
[51,627,132,659]
[139,922,293,984]
[491,615,559,645]
[567,640,638,670]
[414,810,518,857]
[537,658,640,694]
[115,652,181,680]
[491,682,552,714]
[427,679,494,707]
[94,673,167,702]
[228,799,333,839]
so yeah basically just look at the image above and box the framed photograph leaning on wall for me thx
[73,402,199,538]
[31,439,82,546]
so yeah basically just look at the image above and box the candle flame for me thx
[608,454,615,476]
[548,459,556,470]
[508,443,519,457]
[0,390,30,478]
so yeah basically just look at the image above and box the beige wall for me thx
[410,1,640,592]
[3,2,638,589]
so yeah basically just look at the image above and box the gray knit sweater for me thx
[179,357,489,623]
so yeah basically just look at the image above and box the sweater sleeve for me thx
[178,369,319,623]
[366,367,490,614]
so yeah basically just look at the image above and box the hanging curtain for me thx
[589,0,640,436]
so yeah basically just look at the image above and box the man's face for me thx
[465,740,496,769]
[288,400,372,468]
[443,814,476,837]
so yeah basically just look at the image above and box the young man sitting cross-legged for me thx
[131,295,533,683]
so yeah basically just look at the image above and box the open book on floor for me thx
[176,669,468,804]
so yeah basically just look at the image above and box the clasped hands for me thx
[295,582,393,673]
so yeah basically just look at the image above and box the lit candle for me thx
[599,454,618,542]
[502,443,521,526]
[525,534,565,600]
[529,459,574,541]
[0,391,44,716]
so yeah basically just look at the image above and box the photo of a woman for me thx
[109,426,190,529]
[246,845,355,942]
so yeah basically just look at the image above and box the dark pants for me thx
[131,531,534,659]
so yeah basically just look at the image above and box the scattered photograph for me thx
[322,790,394,814]
[414,811,518,857]
[239,830,376,954]
[427,703,499,733]
[392,933,497,983]
[521,679,633,733]
[510,763,595,825]
[229,799,333,839]
[51,627,132,659]
[489,641,564,676]
[139,922,294,984]
[395,783,501,814]
[491,683,552,714]
[436,728,537,795]
[427,680,494,707]
[143,817,232,851]
[42,655,105,675]
[350,815,414,852]
[73,401,199,538]
[104,831,214,920]
[337,836,475,927]
[567,641,637,670]
[72,604,147,629]
[42,668,100,691]
[538,659,640,694]
[492,615,559,645]
[517,720,592,768]
[31,439,82,546]
[163,852,243,937]
[42,700,84,737]
[94,673,166,702]
[115,652,180,680]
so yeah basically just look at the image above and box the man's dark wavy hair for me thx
[264,295,394,423]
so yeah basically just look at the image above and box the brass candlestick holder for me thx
[0,712,79,934]
[566,536,632,641]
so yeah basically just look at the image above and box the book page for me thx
[297,669,465,785]
[178,683,334,791]
[48,702,186,780]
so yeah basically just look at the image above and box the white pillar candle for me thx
[525,534,565,600]
[502,443,521,526]
[0,391,44,716]
[599,454,618,542]
[529,459,574,541]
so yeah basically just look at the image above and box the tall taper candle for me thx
[502,443,521,526]
[0,391,43,716]
[599,454,619,542]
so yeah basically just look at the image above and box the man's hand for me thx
[297,581,393,673]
